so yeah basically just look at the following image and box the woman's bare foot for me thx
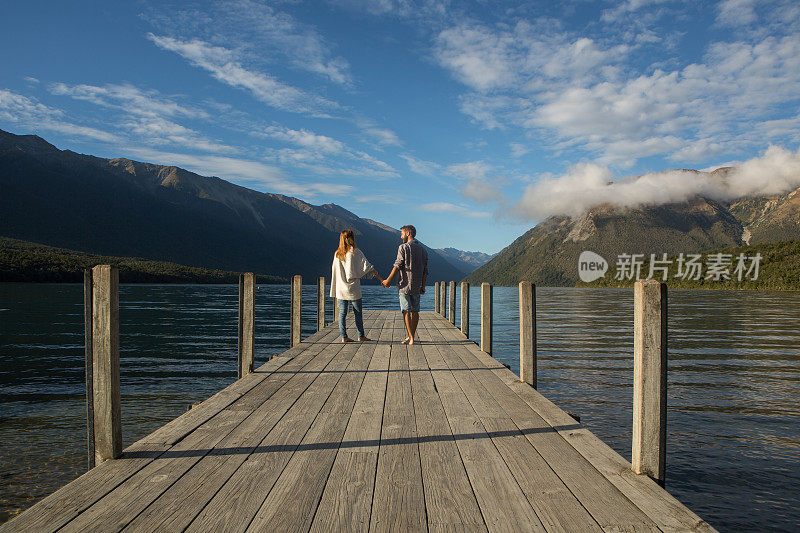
[408,337,415,345]
[358,336,371,342]
[401,337,410,345]
[341,337,354,343]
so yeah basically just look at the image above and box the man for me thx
[382,224,428,345]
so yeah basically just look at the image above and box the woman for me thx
[330,229,383,342]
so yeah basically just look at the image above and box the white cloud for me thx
[401,154,441,175]
[23,76,39,84]
[510,146,800,221]
[363,126,402,146]
[148,34,339,116]
[418,202,491,218]
[50,82,205,119]
[263,126,346,154]
[0,89,119,143]
[433,16,800,166]
[49,82,235,153]
[716,0,758,27]
[145,0,352,85]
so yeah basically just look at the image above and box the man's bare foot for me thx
[341,337,354,343]
[401,337,410,345]
[358,336,371,342]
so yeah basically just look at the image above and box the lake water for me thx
[1,283,798,530]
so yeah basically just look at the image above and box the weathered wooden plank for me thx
[407,338,486,530]
[446,315,712,532]
[83,268,95,470]
[245,332,379,531]
[317,276,326,331]
[633,279,668,484]
[239,272,255,378]
[369,313,426,532]
[435,282,440,314]
[519,281,536,388]
[184,317,383,532]
[92,264,122,464]
[309,318,392,533]
[448,280,456,325]
[60,409,248,532]
[120,329,353,532]
[291,274,302,346]
[480,282,492,355]
[460,281,469,337]
[0,443,169,533]
[428,325,604,533]
[415,325,545,532]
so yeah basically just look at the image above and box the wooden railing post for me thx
[440,282,447,317]
[83,269,95,470]
[460,282,469,337]
[632,279,668,486]
[91,265,121,464]
[481,282,492,355]
[519,281,536,388]
[434,282,440,313]
[333,297,339,326]
[238,273,255,378]
[291,275,302,346]
[448,281,456,325]
[317,277,325,331]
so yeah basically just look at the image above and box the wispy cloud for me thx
[50,82,235,153]
[148,34,340,116]
[418,201,491,218]
[145,0,353,85]
[0,89,119,143]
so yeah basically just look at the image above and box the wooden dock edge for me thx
[425,312,715,532]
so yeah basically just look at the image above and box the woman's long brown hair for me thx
[335,229,356,261]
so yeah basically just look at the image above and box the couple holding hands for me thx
[330,224,428,345]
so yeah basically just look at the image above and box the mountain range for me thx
[0,129,465,281]
[434,247,494,274]
[467,169,800,286]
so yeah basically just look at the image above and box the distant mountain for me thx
[436,247,494,274]
[466,173,800,286]
[0,129,465,282]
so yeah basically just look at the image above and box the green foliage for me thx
[0,238,286,284]
[580,240,800,290]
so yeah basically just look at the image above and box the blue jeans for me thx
[338,298,365,339]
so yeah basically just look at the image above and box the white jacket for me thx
[330,247,375,301]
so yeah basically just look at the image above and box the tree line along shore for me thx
[2,236,798,290]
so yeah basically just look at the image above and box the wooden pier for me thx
[4,302,714,531]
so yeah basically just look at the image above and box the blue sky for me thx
[2,1,799,253]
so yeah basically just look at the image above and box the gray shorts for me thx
[399,292,421,312]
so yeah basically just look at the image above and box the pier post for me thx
[291,275,302,347]
[632,279,668,486]
[434,282,440,313]
[317,277,325,332]
[460,282,469,337]
[238,273,255,378]
[440,282,447,317]
[83,269,95,470]
[333,297,339,326]
[91,265,121,464]
[448,281,456,325]
[481,282,492,356]
[519,281,537,388]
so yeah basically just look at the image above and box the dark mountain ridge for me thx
[0,129,464,281]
